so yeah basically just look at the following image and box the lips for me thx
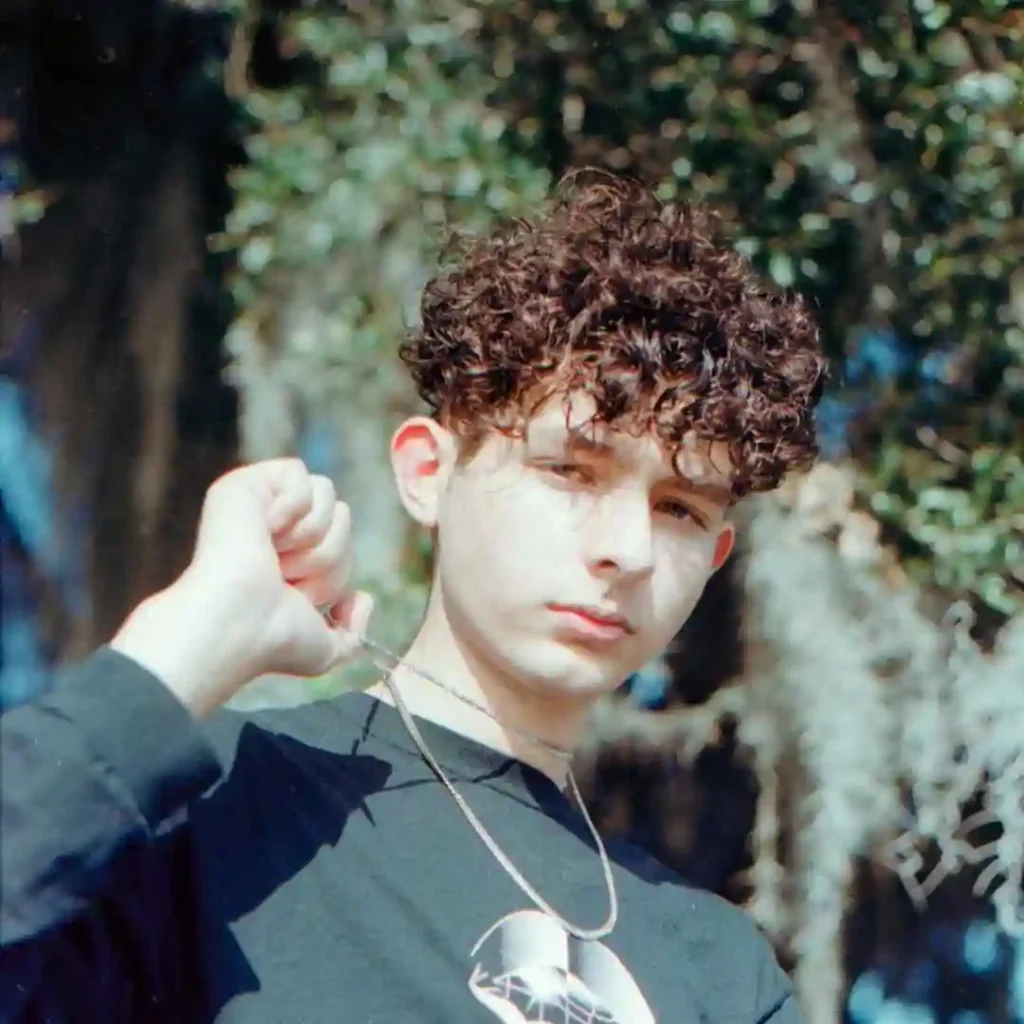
[547,604,635,643]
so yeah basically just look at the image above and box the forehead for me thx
[524,391,734,496]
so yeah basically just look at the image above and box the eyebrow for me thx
[564,430,615,456]
[676,478,734,507]
[559,427,734,507]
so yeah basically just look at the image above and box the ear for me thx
[390,416,457,528]
[710,521,735,572]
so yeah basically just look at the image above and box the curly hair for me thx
[400,171,827,498]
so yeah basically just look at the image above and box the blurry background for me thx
[0,1,1021,1022]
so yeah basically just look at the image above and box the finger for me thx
[279,502,354,585]
[328,591,374,662]
[264,461,316,535]
[196,463,277,554]
[274,477,339,554]
[289,569,354,610]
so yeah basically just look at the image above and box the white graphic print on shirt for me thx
[468,909,656,1023]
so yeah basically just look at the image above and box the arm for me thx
[757,987,803,1024]
[753,942,803,1024]
[0,647,222,1019]
[0,458,366,1019]
[0,646,221,946]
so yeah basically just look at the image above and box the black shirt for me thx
[1,648,800,1023]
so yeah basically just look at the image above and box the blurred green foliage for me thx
[213,0,1023,616]
[215,0,549,418]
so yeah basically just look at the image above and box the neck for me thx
[364,600,594,787]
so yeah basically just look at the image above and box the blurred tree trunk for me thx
[0,0,239,659]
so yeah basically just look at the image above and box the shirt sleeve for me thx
[0,646,223,1019]
[757,988,804,1024]
[753,940,804,1024]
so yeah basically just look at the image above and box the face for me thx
[391,391,735,701]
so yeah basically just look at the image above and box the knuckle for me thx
[311,478,338,525]
[256,457,306,482]
[311,474,336,499]
[322,527,348,565]
[326,551,355,596]
[273,458,312,498]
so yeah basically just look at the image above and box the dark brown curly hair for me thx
[400,171,826,498]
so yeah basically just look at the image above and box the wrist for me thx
[110,574,254,719]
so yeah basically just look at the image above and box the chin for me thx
[540,677,624,701]
[505,642,631,700]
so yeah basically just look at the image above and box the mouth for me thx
[547,604,635,644]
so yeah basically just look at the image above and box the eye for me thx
[544,462,596,484]
[657,499,704,526]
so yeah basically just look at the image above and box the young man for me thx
[0,176,824,1022]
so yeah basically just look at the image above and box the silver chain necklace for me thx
[350,630,620,943]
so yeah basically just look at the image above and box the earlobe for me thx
[711,522,735,571]
[390,417,455,528]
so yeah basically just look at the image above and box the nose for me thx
[582,486,655,582]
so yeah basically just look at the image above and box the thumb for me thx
[327,590,375,664]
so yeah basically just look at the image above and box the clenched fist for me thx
[112,460,374,718]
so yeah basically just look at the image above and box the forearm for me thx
[110,572,258,720]
[0,647,220,945]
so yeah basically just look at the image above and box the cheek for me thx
[650,535,719,625]
[437,478,542,599]
[447,473,576,560]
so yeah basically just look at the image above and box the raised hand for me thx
[112,459,374,718]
